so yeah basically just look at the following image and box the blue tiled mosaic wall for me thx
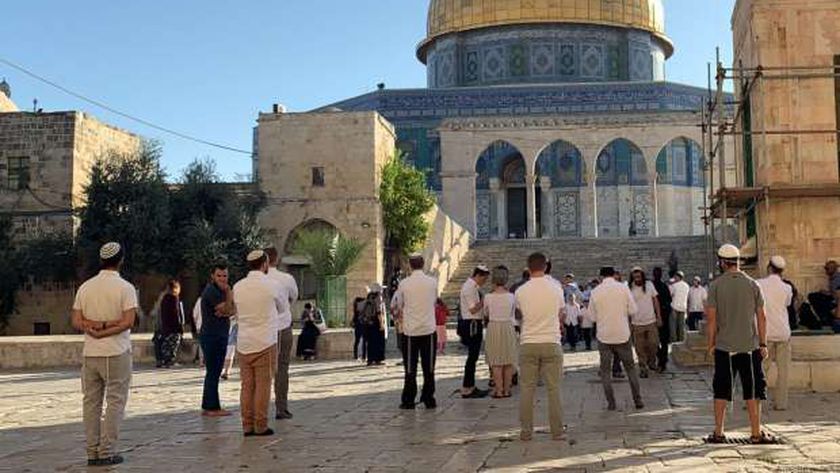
[425,25,666,88]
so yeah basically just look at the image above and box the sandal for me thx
[749,431,778,445]
[705,433,727,444]
[503,392,512,398]
[491,393,505,399]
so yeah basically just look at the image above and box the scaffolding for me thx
[700,48,840,274]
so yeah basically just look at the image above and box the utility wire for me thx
[0,56,252,156]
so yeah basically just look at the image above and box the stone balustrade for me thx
[0,329,355,370]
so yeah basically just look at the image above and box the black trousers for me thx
[581,327,593,349]
[462,321,483,388]
[564,324,579,347]
[401,333,436,405]
[657,310,672,370]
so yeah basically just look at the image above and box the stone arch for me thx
[535,140,585,237]
[655,137,705,236]
[474,140,528,239]
[282,218,340,300]
[594,138,651,237]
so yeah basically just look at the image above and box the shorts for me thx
[713,349,767,401]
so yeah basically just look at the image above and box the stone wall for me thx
[256,111,394,317]
[732,0,840,294]
[3,284,76,336]
[420,204,472,296]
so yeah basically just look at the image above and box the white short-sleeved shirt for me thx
[515,276,563,345]
[670,280,690,312]
[630,281,658,326]
[688,286,708,312]
[73,270,138,357]
[393,270,438,337]
[590,277,637,344]
[233,271,283,354]
[267,267,299,331]
[459,278,483,320]
[757,274,793,342]
[486,292,515,323]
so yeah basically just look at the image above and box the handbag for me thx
[314,310,328,334]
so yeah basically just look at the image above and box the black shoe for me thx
[244,431,255,437]
[399,403,416,410]
[422,398,437,409]
[635,400,645,410]
[253,428,274,437]
[97,455,124,466]
[461,388,488,399]
[512,373,519,386]
[275,410,293,420]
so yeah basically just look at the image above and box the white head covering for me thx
[770,255,786,270]
[246,250,265,262]
[99,242,121,260]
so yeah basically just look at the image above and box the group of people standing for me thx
[71,243,301,466]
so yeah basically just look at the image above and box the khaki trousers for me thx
[81,351,132,460]
[763,340,791,410]
[274,327,293,413]
[239,344,277,433]
[632,323,660,374]
[519,343,564,437]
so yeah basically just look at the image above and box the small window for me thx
[7,156,30,190]
[33,322,51,335]
[311,167,325,187]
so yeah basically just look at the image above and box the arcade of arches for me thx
[474,137,704,240]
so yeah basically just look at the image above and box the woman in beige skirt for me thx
[484,266,519,398]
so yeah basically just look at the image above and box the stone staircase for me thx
[440,236,712,310]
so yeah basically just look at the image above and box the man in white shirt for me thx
[459,265,491,398]
[687,277,708,331]
[515,252,565,441]
[669,271,690,342]
[590,267,644,410]
[265,247,299,420]
[71,243,137,467]
[757,256,794,411]
[392,254,439,409]
[234,250,285,437]
[628,268,661,378]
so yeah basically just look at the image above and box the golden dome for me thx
[419,0,672,60]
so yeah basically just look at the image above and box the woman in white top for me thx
[484,266,519,398]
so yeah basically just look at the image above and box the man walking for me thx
[628,267,661,378]
[515,253,565,441]
[265,247,299,420]
[670,271,690,342]
[706,244,772,444]
[688,277,708,331]
[71,242,137,466]
[459,265,490,398]
[392,254,439,409]
[757,256,793,411]
[590,267,644,410]
[234,250,285,437]
[652,267,673,372]
[199,263,235,417]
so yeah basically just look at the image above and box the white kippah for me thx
[99,242,121,260]
[246,250,265,262]
[476,264,490,273]
[770,255,786,269]
[408,252,423,259]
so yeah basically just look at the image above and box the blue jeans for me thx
[200,334,228,411]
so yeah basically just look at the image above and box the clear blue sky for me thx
[1,0,736,181]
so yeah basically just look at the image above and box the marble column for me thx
[591,178,599,238]
[489,178,506,240]
[540,176,553,239]
[526,173,538,239]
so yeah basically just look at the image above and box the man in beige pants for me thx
[757,256,794,410]
[71,242,137,467]
[514,252,565,441]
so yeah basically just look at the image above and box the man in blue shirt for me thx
[199,263,235,416]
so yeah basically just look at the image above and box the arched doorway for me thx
[655,138,705,236]
[595,139,650,237]
[475,141,532,239]
[536,140,584,237]
[283,218,339,300]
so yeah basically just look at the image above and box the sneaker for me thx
[98,455,124,466]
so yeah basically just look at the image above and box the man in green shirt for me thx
[706,244,774,444]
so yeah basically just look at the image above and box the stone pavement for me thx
[1,347,839,472]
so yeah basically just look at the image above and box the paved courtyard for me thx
[1,347,840,472]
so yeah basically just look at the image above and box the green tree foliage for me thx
[290,228,366,278]
[77,142,172,279]
[379,152,436,255]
